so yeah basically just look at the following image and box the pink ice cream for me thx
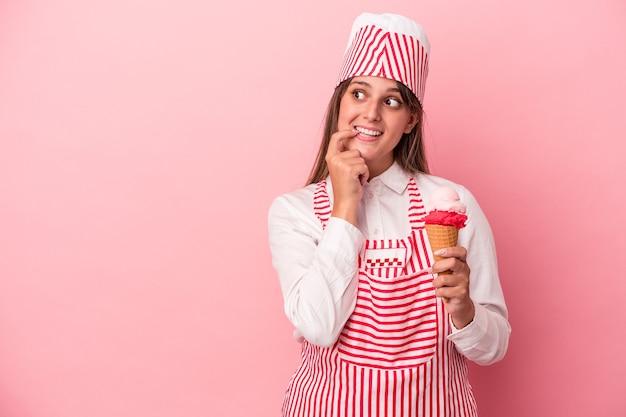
[423,186,468,228]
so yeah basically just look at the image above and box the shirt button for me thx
[373,228,380,235]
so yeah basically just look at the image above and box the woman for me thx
[268,12,510,417]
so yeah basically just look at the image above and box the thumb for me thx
[327,130,356,156]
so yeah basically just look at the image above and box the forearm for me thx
[282,261,359,347]
[269,198,364,347]
[447,186,511,364]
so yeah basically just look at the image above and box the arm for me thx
[441,186,511,365]
[268,130,369,347]
[268,193,364,347]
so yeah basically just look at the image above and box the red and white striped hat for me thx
[337,13,431,105]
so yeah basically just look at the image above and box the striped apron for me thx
[281,178,477,417]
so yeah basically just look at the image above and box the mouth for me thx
[354,126,383,140]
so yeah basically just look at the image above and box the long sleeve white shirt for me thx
[268,162,511,365]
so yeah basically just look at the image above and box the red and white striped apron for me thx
[282,178,477,417]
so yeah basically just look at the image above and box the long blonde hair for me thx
[306,78,429,185]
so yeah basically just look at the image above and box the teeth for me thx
[355,126,382,137]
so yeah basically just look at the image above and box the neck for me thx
[367,158,394,179]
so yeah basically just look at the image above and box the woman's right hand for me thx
[325,130,369,226]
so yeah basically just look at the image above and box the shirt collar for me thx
[371,161,413,194]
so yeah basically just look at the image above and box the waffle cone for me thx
[424,224,458,275]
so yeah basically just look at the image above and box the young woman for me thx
[268,13,511,417]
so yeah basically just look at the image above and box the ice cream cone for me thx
[424,224,458,275]
[423,187,468,304]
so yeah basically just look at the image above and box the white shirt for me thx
[268,162,511,365]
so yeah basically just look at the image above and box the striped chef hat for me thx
[337,13,431,105]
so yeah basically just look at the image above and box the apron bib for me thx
[282,178,477,417]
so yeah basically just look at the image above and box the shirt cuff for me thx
[447,301,488,347]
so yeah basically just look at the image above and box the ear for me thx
[404,111,419,134]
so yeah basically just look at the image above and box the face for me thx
[337,76,417,177]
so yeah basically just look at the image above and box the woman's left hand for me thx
[431,246,475,329]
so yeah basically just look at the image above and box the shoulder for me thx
[268,182,320,225]
[270,182,318,211]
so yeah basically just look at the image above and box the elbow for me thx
[284,303,346,348]
[302,327,341,348]
[288,315,343,348]
[474,349,507,366]
[302,333,339,348]
[282,278,358,349]
[474,324,512,366]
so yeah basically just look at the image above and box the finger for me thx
[434,260,470,278]
[340,157,369,184]
[433,271,465,288]
[328,152,367,173]
[433,246,467,263]
[327,130,358,157]
[433,274,470,303]
[434,284,470,303]
[430,257,457,275]
[325,141,368,182]
[359,169,369,186]
[433,274,455,303]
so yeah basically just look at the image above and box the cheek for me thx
[337,108,354,129]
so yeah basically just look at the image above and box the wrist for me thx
[451,300,475,330]
[331,202,359,226]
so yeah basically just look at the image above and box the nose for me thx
[363,101,381,121]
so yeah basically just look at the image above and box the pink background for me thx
[1,0,625,416]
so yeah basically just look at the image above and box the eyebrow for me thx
[351,80,402,94]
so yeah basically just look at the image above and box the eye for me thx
[351,90,366,100]
[385,97,402,108]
